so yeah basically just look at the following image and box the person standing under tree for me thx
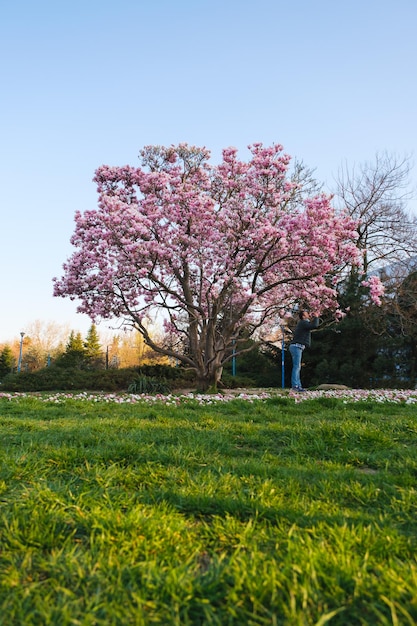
[289,310,320,392]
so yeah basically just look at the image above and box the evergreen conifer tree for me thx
[55,331,87,369]
[0,345,15,379]
[84,324,104,369]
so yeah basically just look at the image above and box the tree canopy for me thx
[54,143,381,389]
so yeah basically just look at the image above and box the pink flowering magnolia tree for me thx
[53,143,381,390]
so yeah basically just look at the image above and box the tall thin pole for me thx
[17,332,25,373]
[281,325,285,389]
[232,340,236,376]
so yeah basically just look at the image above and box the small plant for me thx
[127,372,171,394]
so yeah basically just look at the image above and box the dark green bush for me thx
[221,372,258,389]
[0,365,196,392]
[0,360,276,393]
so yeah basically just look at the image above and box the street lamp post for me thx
[17,332,25,373]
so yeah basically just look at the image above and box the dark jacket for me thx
[291,317,320,348]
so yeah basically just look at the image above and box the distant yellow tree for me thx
[105,330,169,368]
[8,321,71,370]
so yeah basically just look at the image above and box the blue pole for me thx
[281,326,285,388]
[232,340,236,376]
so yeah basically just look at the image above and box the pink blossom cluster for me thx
[361,275,385,306]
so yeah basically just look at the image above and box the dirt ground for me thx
[172,384,349,395]
[172,387,285,395]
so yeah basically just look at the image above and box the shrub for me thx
[0,365,195,392]
[127,372,171,394]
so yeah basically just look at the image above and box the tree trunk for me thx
[196,365,223,392]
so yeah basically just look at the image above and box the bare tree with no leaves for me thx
[334,152,417,355]
[334,152,417,274]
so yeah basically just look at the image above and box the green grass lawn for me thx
[1,393,417,625]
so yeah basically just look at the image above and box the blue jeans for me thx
[289,344,304,389]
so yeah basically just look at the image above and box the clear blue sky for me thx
[1,0,416,343]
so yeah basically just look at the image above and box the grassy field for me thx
[1,391,417,625]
